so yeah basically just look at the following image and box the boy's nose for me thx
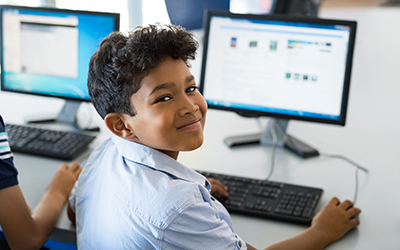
[179,97,199,116]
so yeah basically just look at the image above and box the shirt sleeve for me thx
[161,201,247,250]
[0,115,18,190]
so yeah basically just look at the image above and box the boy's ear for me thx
[104,113,137,140]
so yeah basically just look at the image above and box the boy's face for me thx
[126,57,207,159]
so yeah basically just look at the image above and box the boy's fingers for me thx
[60,162,69,170]
[211,179,224,187]
[70,162,82,172]
[347,207,361,218]
[75,167,83,176]
[349,217,360,227]
[214,186,228,197]
[338,200,354,210]
[207,178,228,197]
[327,197,340,206]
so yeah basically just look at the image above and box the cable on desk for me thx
[354,167,360,204]
[273,119,369,204]
[319,153,368,204]
[267,119,278,180]
[257,118,278,181]
[318,153,369,173]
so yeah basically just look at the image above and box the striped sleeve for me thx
[0,116,18,190]
[0,132,13,160]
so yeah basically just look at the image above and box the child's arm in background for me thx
[0,162,81,250]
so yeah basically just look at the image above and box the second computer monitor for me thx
[200,10,357,126]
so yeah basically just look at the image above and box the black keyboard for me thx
[5,123,96,160]
[198,171,323,224]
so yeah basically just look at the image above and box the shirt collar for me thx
[111,134,208,188]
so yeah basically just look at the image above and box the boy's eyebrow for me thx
[149,82,176,96]
[148,75,195,96]
[186,75,195,83]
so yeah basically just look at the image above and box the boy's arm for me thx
[245,198,360,250]
[0,162,81,250]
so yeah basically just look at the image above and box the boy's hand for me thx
[311,197,361,244]
[46,161,82,200]
[207,178,229,197]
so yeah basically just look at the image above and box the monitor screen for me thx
[200,11,357,126]
[0,5,120,102]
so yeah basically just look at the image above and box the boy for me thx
[69,24,361,249]
[0,115,82,250]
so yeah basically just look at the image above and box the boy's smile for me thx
[124,56,207,159]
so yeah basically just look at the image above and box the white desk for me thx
[1,6,399,249]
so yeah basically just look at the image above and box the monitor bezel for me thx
[0,5,120,103]
[199,10,357,126]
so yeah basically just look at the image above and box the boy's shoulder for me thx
[77,135,208,230]
[123,171,205,229]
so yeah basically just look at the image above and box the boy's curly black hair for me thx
[88,24,198,119]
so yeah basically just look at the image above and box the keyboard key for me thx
[244,202,254,209]
[307,198,317,208]
[254,204,264,210]
[275,207,293,215]
[263,206,273,213]
[227,200,242,207]
[302,208,313,218]
[293,210,302,217]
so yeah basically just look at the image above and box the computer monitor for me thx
[199,10,357,157]
[0,5,119,128]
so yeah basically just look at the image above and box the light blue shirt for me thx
[70,134,247,249]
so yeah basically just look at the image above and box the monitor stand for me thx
[24,100,99,132]
[224,118,319,158]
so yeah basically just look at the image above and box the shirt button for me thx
[238,241,242,247]
[211,196,215,201]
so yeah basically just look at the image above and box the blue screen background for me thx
[1,8,117,101]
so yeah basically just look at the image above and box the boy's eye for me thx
[155,96,171,103]
[186,86,198,93]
